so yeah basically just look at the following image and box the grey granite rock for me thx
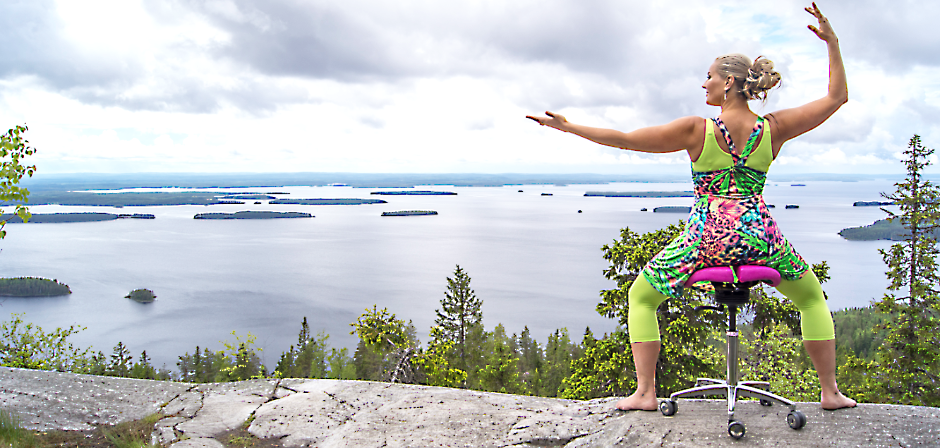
[2,368,939,447]
[0,366,189,430]
[169,437,225,448]
[175,380,276,439]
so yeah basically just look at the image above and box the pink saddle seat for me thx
[684,265,781,288]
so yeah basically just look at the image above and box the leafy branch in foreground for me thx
[0,313,91,372]
[0,124,37,239]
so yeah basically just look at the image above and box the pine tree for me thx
[866,135,940,405]
[434,265,483,373]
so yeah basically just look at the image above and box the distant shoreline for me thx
[16,173,908,192]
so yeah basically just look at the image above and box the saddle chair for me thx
[658,265,807,439]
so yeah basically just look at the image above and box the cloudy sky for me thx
[1,0,937,175]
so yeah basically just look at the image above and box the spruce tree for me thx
[107,342,133,377]
[435,265,483,372]
[477,324,524,394]
[542,328,577,397]
[871,135,940,405]
[130,350,156,379]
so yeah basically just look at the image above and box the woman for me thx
[527,3,856,411]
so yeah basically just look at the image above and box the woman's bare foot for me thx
[821,390,857,410]
[615,390,658,411]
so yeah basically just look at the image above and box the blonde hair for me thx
[715,54,781,102]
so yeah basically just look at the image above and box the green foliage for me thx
[833,306,889,362]
[0,408,39,448]
[108,342,134,377]
[0,313,91,372]
[560,329,636,400]
[539,328,579,397]
[846,134,940,407]
[514,327,541,377]
[434,265,483,374]
[476,324,524,394]
[0,124,36,239]
[837,354,887,404]
[101,413,162,448]
[412,326,466,388]
[351,305,420,383]
[327,347,357,380]
[178,334,266,383]
[0,277,71,297]
[274,317,330,379]
[129,350,158,380]
[596,225,682,324]
[219,332,266,381]
[740,323,821,402]
[178,346,225,383]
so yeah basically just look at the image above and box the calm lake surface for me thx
[0,180,895,369]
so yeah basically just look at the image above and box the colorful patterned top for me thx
[642,116,810,298]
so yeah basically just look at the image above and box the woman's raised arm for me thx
[526,112,703,155]
[767,3,847,146]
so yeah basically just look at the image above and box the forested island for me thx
[1,191,225,207]
[370,191,457,195]
[219,195,277,200]
[653,206,692,213]
[836,218,939,241]
[125,289,156,303]
[854,201,895,206]
[194,211,314,219]
[381,210,438,216]
[1,213,155,223]
[270,198,387,205]
[0,277,71,297]
[0,191,293,207]
[584,191,694,197]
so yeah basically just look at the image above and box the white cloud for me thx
[0,0,936,175]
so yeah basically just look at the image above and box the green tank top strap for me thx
[745,117,773,172]
[691,119,730,172]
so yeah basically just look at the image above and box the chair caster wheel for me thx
[728,420,746,439]
[760,399,773,406]
[659,400,677,416]
[787,410,806,430]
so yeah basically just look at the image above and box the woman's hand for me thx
[806,2,837,43]
[526,111,568,131]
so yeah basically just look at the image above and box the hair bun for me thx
[715,53,782,103]
[743,56,781,101]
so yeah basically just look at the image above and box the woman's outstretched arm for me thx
[525,112,703,154]
[768,3,847,147]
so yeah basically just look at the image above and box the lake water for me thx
[0,180,896,370]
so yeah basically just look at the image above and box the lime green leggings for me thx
[627,270,835,343]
